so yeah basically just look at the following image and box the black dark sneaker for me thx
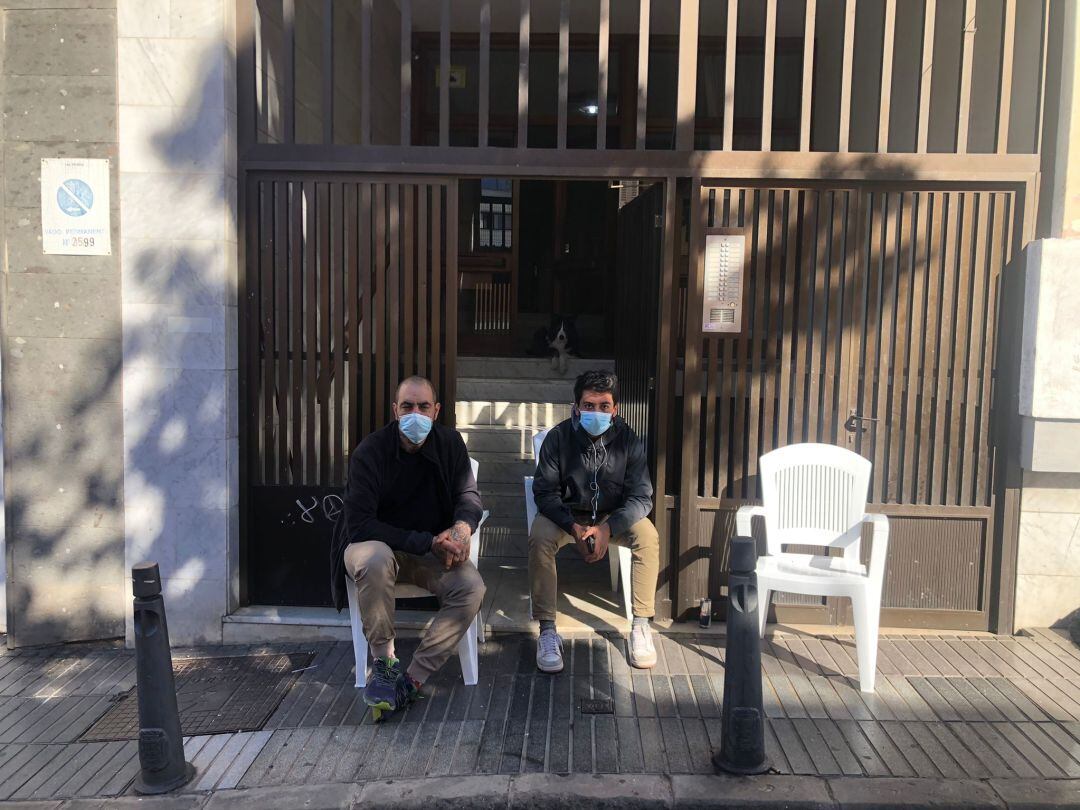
[394,672,422,712]
[364,656,401,721]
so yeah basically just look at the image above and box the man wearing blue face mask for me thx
[530,369,659,673]
[329,376,485,720]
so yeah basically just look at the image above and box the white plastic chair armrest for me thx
[736,505,766,538]
[830,520,864,567]
[864,513,889,583]
[469,510,489,567]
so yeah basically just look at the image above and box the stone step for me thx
[477,482,530,519]
[457,376,575,403]
[473,453,537,484]
[457,356,611,379]
[460,425,544,456]
[478,519,529,557]
[456,400,571,429]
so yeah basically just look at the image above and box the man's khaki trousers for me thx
[344,541,485,684]
[528,514,659,622]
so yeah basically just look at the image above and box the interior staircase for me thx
[456,356,612,559]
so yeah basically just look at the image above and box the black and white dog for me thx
[528,314,581,374]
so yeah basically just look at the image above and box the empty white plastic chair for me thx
[737,443,889,693]
[347,457,488,688]
[525,428,633,623]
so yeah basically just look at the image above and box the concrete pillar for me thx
[117,0,239,645]
[0,1,125,647]
[1012,240,1080,630]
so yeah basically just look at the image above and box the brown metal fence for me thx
[243,175,458,490]
[673,183,1018,629]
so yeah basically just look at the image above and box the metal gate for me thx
[240,174,458,606]
[675,182,1019,630]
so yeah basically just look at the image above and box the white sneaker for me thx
[629,621,657,669]
[536,628,564,673]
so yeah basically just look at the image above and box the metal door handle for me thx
[844,410,878,433]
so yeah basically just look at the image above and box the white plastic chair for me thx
[737,443,889,693]
[524,429,633,623]
[347,457,488,688]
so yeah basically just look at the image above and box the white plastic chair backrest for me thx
[758,443,871,556]
[469,457,481,566]
[524,429,549,534]
[532,429,549,463]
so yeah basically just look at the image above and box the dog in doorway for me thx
[527,314,580,374]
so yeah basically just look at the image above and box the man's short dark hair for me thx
[396,375,438,403]
[574,369,619,404]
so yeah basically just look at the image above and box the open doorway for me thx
[455,178,666,634]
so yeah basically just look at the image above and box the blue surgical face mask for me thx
[399,412,433,445]
[578,411,612,437]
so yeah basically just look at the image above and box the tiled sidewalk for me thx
[0,629,1078,802]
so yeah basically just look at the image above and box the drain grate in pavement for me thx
[80,652,314,741]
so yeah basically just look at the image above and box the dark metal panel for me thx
[879,518,986,612]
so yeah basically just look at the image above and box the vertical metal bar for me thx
[290,183,304,481]
[931,193,960,504]
[304,181,318,479]
[283,0,296,144]
[345,183,359,449]
[332,183,345,483]
[237,0,256,151]
[676,0,700,152]
[556,0,569,150]
[844,192,866,467]
[777,190,798,448]
[637,0,651,150]
[916,193,943,502]
[677,177,705,616]
[359,183,372,437]
[361,0,372,146]
[956,0,978,153]
[445,181,459,427]
[373,183,386,428]
[388,184,401,393]
[597,0,610,149]
[518,0,530,148]
[401,0,412,146]
[431,187,443,404]
[887,192,913,502]
[996,0,1015,153]
[800,0,816,152]
[479,0,491,148]
[917,0,937,154]
[878,0,897,153]
[723,0,737,151]
[873,194,899,502]
[439,0,450,147]
[654,177,677,516]
[761,190,783,455]
[418,186,428,378]
[1035,0,1050,154]
[947,193,974,505]
[838,0,856,152]
[903,192,929,502]
[274,182,289,483]
[403,186,415,381]
[322,0,333,145]
[760,0,777,151]
[259,184,273,483]
[961,194,989,504]
[319,182,332,481]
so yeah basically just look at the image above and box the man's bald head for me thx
[395,376,437,405]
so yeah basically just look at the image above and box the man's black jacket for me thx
[329,420,483,611]
[532,415,653,538]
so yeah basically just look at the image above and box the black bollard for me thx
[714,536,770,775]
[131,563,195,794]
